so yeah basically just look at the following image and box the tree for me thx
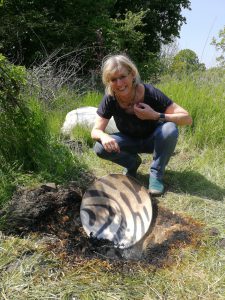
[0,0,191,79]
[0,0,115,65]
[211,26,225,67]
[105,9,153,75]
[170,49,205,74]
[110,0,191,57]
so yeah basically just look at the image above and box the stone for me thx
[61,106,118,136]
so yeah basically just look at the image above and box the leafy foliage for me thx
[159,40,179,74]
[106,10,147,59]
[0,54,87,189]
[0,0,114,65]
[0,53,49,170]
[0,0,191,79]
[169,49,206,74]
[111,0,191,55]
[211,26,225,67]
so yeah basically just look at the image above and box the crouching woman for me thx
[91,54,192,196]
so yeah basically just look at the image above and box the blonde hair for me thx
[101,54,141,95]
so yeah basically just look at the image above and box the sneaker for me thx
[148,177,164,196]
[123,156,142,178]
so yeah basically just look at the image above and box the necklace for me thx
[115,85,137,109]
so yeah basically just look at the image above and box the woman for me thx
[91,54,192,196]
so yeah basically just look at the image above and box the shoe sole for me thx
[148,189,164,196]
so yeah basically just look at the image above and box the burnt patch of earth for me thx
[0,182,203,269]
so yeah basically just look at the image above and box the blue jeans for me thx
[93,122,178,182]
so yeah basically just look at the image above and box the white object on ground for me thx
[61,106,118,136]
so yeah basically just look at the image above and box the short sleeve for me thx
[144,84,173,112]
[97,94,115,119]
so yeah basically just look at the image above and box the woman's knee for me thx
[164,122,178,138]
[93,141,105,157]
[156,122,179,140]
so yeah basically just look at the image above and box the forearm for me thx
[91,127,120,153]
[161,102,192,126]
[91,116,111,141]
[159,112,193,126]
[134,103,192,126]
[91,128,109,141]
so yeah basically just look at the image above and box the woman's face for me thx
[108,67,135,98]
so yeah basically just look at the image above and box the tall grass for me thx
[50,69,225,150]
[76,91,102,108]
[0,55,89,207]
[157,69,225,148]
[54,69,225,149]
[47,90,102,138]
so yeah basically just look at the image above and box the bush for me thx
[0,54,51,170]
[0,54,89,205]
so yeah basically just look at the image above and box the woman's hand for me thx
[100,133,120,153]
[133,102,193,125]
[134,103,159,120]
[91,115,120,153]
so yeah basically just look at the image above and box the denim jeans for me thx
[93,122,178,182]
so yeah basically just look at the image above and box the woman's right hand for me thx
[100,133,120,153]
[91,115,120,153]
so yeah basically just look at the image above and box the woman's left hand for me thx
[133,103,158,120]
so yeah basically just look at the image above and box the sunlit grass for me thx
[47,91,102,138]
[157,70,225,148]
[0,70,225,299]
[76,91,102,108]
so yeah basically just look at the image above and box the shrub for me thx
[0,54,51,170]
[0,54,89,190]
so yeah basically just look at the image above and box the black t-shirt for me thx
[97,83,173,138]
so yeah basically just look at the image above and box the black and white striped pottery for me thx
[80,174,153,249]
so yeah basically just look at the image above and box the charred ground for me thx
[0,182,203,270]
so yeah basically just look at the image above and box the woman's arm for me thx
[134,102,192,126]
[91,115,109,140]
[91,115,120,152]
[163,102,192,125]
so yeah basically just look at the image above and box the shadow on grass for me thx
[165,170,225,201]
[138,170,225,201]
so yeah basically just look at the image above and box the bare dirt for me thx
[0,182,203,270]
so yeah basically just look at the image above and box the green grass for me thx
[157,70,225,148]
[1,146,224,299]
[0,69,225,299]
[47,91,102,137]
[0,84,98,206]
[2,140,224,300]
[76,91,103,108]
